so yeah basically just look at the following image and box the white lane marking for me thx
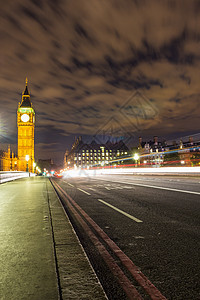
[67,182,74,187]
[77,188,91,195]
[88,187,96,191]
[98,199,143,223]
[95,178,200,196]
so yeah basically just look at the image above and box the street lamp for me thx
[33,162,36,173]
[133,153,139,160]
[25,155,29,172]
[133,153,139,167]
[36,166,41,173]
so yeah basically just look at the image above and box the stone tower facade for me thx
[17,79,35,172]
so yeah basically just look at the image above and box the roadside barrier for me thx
[0,171,34,183]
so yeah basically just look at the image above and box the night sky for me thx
[1,0,200,164]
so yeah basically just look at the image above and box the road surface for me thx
[52,174,200,299]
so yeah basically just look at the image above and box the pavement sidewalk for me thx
[0,177,107,300]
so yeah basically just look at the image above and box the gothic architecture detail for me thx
[17,78,35,172]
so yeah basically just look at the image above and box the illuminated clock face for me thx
[21,113,30,122]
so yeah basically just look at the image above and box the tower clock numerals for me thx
[21,113,30,122]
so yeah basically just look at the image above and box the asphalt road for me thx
[53,174,200,300]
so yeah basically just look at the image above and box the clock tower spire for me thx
[17,78,35,172]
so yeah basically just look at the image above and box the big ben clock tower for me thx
[17,78,35,172]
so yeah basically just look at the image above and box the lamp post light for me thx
[36,166,41,174]
[25,155,29,172]
[133,153,139,167]
[33,162,36,173]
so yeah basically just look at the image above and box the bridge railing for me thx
[0,171,35,184]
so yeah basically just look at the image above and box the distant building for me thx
[64,136,130,169]
[138,136,200,166]
[0,146,18,171]
[138,136,167,154]
[37,159,56,172]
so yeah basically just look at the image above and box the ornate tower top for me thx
[20,78,32,108]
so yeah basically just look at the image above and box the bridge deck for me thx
[0,177,106,300]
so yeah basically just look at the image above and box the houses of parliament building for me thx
[0,79,35,172]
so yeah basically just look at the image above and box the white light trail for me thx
[62,166,200,178]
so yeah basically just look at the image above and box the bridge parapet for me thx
[0,171,35,183]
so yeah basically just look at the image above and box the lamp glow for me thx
[133,153,139,160]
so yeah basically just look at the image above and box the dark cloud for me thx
[1,0,200,163]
